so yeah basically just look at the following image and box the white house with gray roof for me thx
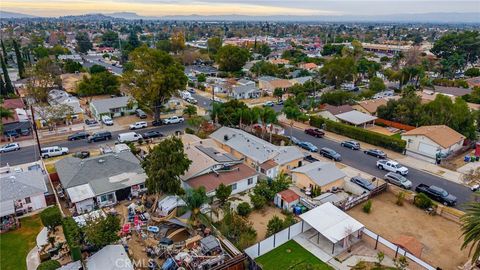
[292,161,346,191]
[55,151,146,214]
[89,96,137,120]
[209,127,306,178]
[229,84,261,100]
[0,170,48,219]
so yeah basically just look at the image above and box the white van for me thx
[117,132,143,143]
[101,115,114,126]
[41,146,69,159]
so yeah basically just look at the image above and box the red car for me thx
[305,128,325,138]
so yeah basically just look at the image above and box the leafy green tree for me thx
[12,40,25,79]
[369,77,386,93]
[207,37,222,56]
[183,105,197,117]
[142,137,191,194]
[122,46,187,122]
[196,73,206,83]
[465,68,480,77]
[250,61,280,77]
[321,44,344,56]
[63,60,82,73]
[84,214,121,249]
[75,32,92,53]
[89,64,107,74]
[266,216,284,237]
[215,183,232,205]
[156,39,172,52]
[320,90,355,106]
[320,56,356,88]
[216,45,250,72]
[171,32,186,53]
[0,55,14,95]
[40,206,62,230]
[254,43,271,57]
[211,99,249,126]
[236,202,252,217]
[273,88,283,101]
[37,260,61,270]
[77,71,119,97]
[33,46,49,59]
[431,31,480,68]
[183,186,209,225]
[101,31,119,48]
[27,58,62,102]
[186,115,205,133]
[218,207,257,249]
[249,193,266,210]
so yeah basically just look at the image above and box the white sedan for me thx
[0,143,20,153]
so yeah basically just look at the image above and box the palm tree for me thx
[182,187,209,226]
[0,105,13,134]
[256,107,277,141]
[461,196,480,263]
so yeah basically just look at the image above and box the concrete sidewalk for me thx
[279,116,466,185]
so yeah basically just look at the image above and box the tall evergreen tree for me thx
[0,73,6,96]
[12,40,25,79]
[0,39,7,64]
[0,55,14,95]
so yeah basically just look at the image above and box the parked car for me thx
[101,115,114,126]
[350,176,375,191]
[135,109,147,119]
[41,146,69,159]
[143,131,164,139]
[20,128,31,136]
[118,132,143,143]
[340,140,360,150]
[67,132,90,141]
[129,121,148,130]
[286,136,300,145]
[88,131,112,143]
[152,120,162,126]
[276,100,284,105]
[163,116,184,124]
[263,101,275,107]
[298,141,318,152]
[187,88,196,94]
[73,151,91,159]
[0,142,20,153]
[85,119,99,125]
[384,172,413,189]
[415,184,457,206]
[4,130,19,138]
[364,149,387,159]
[376,159,408,175]
[319,147,342,161]
[187,98,198,104]
[304,128,325,138]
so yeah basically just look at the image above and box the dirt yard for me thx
[348,192,469,270]
[249,205,291,241]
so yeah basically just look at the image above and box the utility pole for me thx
[29,105,42,159]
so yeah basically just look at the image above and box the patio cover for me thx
[66,184,95,203]
[335,110,377,126]
[0,200,15,217]
[299,202,364,244]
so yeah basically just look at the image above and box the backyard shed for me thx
[274,189,300,211]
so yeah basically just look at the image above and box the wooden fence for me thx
[376,118,416,131]
[336,183,388,211]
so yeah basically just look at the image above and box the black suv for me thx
[87,131,112,143]
[68,132,90,141]
[319,147,342,161]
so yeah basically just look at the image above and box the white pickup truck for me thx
[163,116,185,124]
[376,159,409,176]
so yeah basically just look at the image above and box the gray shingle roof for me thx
[232,84,260,95]
[55,152,145,196]
[90,96,132,115]
[292,161,346,186]
[0,170,47,202]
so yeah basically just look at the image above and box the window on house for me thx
[107,193,114,201]
[231,183,237,190]
[248,178,253,185]
[100,195,107,202]
[25,197,31,204]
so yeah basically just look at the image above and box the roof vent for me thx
[9,175,15,183]
[98,159,105,164]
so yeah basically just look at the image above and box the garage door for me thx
[418,142,437,156]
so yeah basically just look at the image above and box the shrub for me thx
[185,127,195,134]
[237,202,252,217]
[310,116,406,152]
[414,193,433,209]
[37,260,61,270]
[250,193,266,210]
[396,192,406,206]
[62,217,82,261]
[362,200,372,213]
[40,206,62,230]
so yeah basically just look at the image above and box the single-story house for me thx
[87,245,133,270]
[274,189,300,211]
[89,96,137,119]
[55,151,147,214]
[258,76,293,92]
[269,59,290,65]
[237,79,255,86]
[401,125,466,163]
[210,127,305,179]
[230,84,261,100]
[1,98,31,137]
[466,76,480,88]
[292,161,346,192]
[290,76,312,85]
[1,169,48,231]
[318,104,355,122]
[426,86,472,97]
[335,110,377,128]
[185,65,218,77]
[299,63,318,70]
[353,99,389,116]
[300,202,364,254]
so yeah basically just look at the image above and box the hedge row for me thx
[62,217,82,261]
[310,116,406,153]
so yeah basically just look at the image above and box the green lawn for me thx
[0,215,43,270]
[256,240,333,270]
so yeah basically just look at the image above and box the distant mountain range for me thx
[0,11,36,19]
[1,10,479,24]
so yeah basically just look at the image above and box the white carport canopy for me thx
[299,202,364,243]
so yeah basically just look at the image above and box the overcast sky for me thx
[3,0,479,17]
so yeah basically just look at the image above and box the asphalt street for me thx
[285,126,473,209]
[82,55,124,75]
[0,123,186,167]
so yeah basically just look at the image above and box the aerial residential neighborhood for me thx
[0,2,480,270]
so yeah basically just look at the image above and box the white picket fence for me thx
[244,220,311,259]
